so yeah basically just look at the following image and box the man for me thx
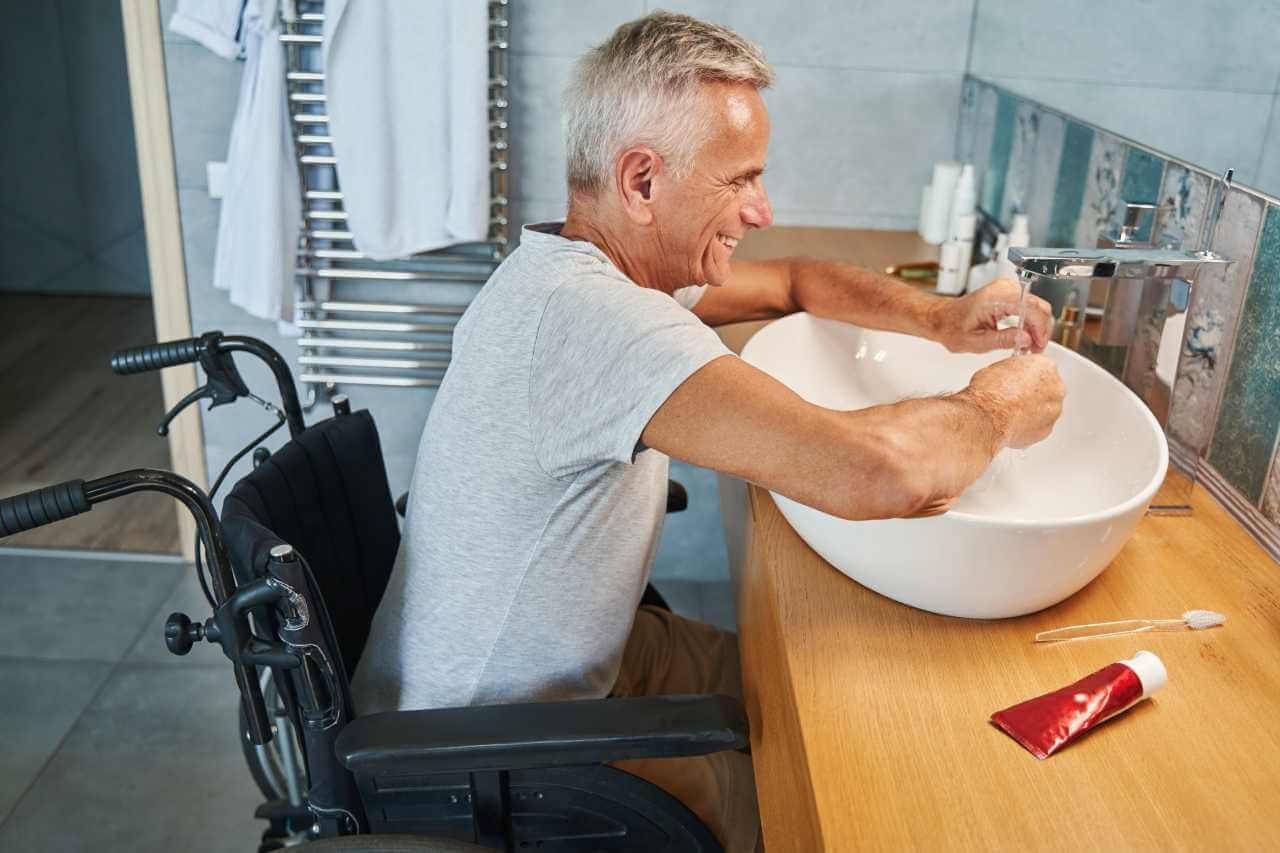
[353,12,1064,851]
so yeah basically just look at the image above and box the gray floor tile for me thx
[0,553,183,661]
[0,665,263,852]
[126,569,227,666]
[0,658,113,824]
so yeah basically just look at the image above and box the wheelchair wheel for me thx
[240,668,307,804]
[296,837,489,852]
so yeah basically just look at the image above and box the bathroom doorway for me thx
[0,1,178,554]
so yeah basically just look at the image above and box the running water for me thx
[1014,274,1030,356]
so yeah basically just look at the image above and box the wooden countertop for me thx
[716,227,1280,850]
[733,479,1280,851]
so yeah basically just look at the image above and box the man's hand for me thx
[932,279,1054,355]
[959,354,1066,449]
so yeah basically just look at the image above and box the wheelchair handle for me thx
[0,480,91,536]
[111,331,306,437]
[110,336,202,375]
[0,468,276,744]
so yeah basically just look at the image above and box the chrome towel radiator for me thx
[280,0,510,401]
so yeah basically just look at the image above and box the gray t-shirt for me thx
[352,222,733,713]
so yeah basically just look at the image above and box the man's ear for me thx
[615,148,659,225]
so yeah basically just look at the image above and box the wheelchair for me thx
[0,336,749,851]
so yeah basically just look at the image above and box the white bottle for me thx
[917,183,933,239]
[922,161,961,245]
[947,164,976,241]
[967,232,1007,293]
[936,214,974,296]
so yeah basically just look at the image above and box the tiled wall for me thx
[0,1,149,296]
[506,0,972,234]
[961,78,1280,561]
[967,0,1280,196]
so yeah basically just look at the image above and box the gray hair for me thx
[562,12,773,196]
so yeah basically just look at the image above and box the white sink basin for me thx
[740,313,1167,618]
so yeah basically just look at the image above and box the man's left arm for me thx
[693,257,1053,353]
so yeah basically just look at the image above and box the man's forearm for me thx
[787,257,947,341]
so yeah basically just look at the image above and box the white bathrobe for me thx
[210,0,301,324]
[176,0,491,322]
[323,0,491,260]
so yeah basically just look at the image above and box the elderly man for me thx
[354,12,1064,851]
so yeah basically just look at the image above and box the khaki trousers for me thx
[610,605,761,853]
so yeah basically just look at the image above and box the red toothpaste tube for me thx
[991,651,1168,759]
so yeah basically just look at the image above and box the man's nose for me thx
[741,185,773,229]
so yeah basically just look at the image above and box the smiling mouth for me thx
[716,233,740,250]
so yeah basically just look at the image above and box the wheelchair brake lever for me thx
[154,333,252,436]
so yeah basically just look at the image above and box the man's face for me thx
[650,82,773,288]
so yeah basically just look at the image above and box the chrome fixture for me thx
[1009,246,1232,284]
[1008,234,1236,515]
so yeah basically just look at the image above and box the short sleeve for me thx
[530,277,732,478]
[673,284,708,310]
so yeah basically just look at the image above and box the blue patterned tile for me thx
[999,101,1039,225]
[1156,165,1212,251]
[1208,204,1280,503]
[981,92,1016,221]
[1118,147,1165,243]
[1170,189,1265,454]
[956,78,980,165]
[1073,132,1125,247]
[1024,108,1065,245]
[1047,121,1093,245]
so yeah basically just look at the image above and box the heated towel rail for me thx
[280,0,510,400]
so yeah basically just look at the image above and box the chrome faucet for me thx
[1007,246,1232,285]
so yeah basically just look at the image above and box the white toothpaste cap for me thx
[1120,650,1168,699]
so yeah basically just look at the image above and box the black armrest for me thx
[665,479,687,513]
[337,693,747,775]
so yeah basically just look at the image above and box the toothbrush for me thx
[1034,610,1226,643]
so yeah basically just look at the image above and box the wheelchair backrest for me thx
[221,408,400,676]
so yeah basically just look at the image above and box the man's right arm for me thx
[640,354,1064,520]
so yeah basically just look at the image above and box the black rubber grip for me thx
[0,480,91,537]
[111,337,202,375]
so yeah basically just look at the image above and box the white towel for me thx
[168,0,247,60]
[323,0,491,260]
[211,0,301,324]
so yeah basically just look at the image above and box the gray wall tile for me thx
[164,41,243,191]
[763,67,963,227]
[509,53,573,205]
[982,77,1272,190]
[1257,94,1280,197]
[662,0,975,73]
[652,460,729,583]
[509,0,646,57]
[971,0,1280,92]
